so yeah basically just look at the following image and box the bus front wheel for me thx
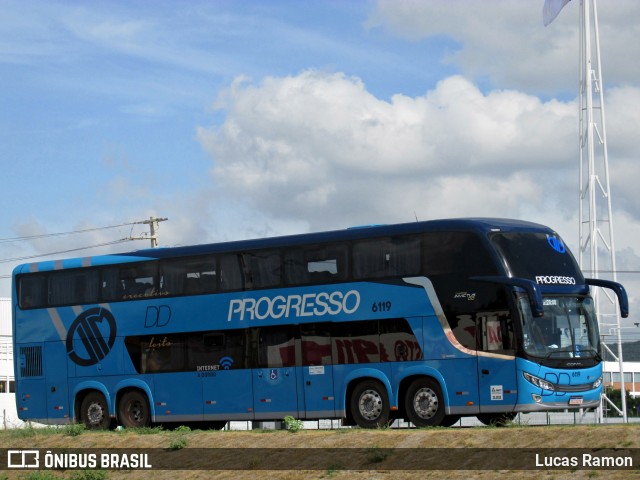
[350,380,390,428]
[405,378,445,427]
[79,392,111,430]
[476,412,516,426]
[118,391,151,428]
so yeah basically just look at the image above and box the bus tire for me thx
[405,378,445,427]
[79,391,111,430]
[440,415,461,427]
[118,390,151,428]
[350,380,390,429]
[476,412,516,426]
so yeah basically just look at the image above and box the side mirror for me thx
[585,278,629,318]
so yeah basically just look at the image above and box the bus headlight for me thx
[523,372,555,391]
[591,376,602,389]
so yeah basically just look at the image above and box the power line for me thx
[0,217,168,278]
[584,271,640,274]
[0,239,132,264]
[0,222,140,244]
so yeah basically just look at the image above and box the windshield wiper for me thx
[578,347,601,362]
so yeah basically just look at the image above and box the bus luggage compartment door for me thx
[44,341,69,422]
[252,367,298,420]
[202,369,254,421]
[301,364,335,419]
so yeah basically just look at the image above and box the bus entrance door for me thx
[476,314,517,413]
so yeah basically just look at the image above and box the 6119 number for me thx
[372,301,392,312]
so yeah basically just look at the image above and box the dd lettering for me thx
[144,306,171,328]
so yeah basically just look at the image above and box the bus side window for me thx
[19,275,47,309]
[284,245,348,285]
[300,323,332,366]
[306,245,348,284]
[142,334,186,373]
[243,250,281,289]
[49,269,100,306]
[102,263,158,301]
[423,232,497,277]
[353,237,421,279]
[379,319,423,362]
[161,256,218,296]
[101,267,122,301]
[220,255,243,291]
[332,320,380,364]
[284,250,308,285]
[257,326,298,368]
[121,264,158,298]
[188,332,225,370]
[479,312,515,354]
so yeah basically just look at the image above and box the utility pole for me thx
[129,217,168,248]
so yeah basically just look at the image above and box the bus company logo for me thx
[535,275,576,285]
[228,290,361,321]
[66,308,117,367]
[547,235,566,254]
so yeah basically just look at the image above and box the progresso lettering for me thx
[228,290,361,321]
[535,275,576,285]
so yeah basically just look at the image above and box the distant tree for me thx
[604,388,640,417]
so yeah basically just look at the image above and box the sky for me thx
[1,0,639,338]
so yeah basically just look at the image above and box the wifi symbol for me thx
[219,356,234,370]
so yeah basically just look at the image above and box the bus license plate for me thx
[569,396,583,405]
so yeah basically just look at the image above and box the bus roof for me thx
[123,217,552,260]
[14,217,554,274]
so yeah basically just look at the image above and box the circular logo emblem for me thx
[547,235,566,254]
[66,308,117,366]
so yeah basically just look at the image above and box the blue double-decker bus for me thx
[12,218,628,429]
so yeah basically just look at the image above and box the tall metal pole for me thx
[578,0,626,422]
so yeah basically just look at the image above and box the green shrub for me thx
[283,416,304,433]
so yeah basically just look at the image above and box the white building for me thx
[603,361,640,398]
[0,298,21,428]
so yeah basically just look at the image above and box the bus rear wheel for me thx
[405,378,445,427]
[79,392,111,430]
[350,380,390,428]
[118,391,151,428]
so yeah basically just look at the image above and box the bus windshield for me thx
[518,295,600,361]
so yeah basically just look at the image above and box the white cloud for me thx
[198,70,577,230]
[366,0,640,94]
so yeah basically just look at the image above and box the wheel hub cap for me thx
[359,389,383,420]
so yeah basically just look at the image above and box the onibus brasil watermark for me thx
[7,450,151,470]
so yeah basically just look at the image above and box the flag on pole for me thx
[543,0,572,26]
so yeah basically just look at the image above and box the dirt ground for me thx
[1,424,639,479]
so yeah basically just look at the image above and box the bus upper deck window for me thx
[19,275,47,309]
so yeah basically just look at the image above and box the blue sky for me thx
[2,0,640,334]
